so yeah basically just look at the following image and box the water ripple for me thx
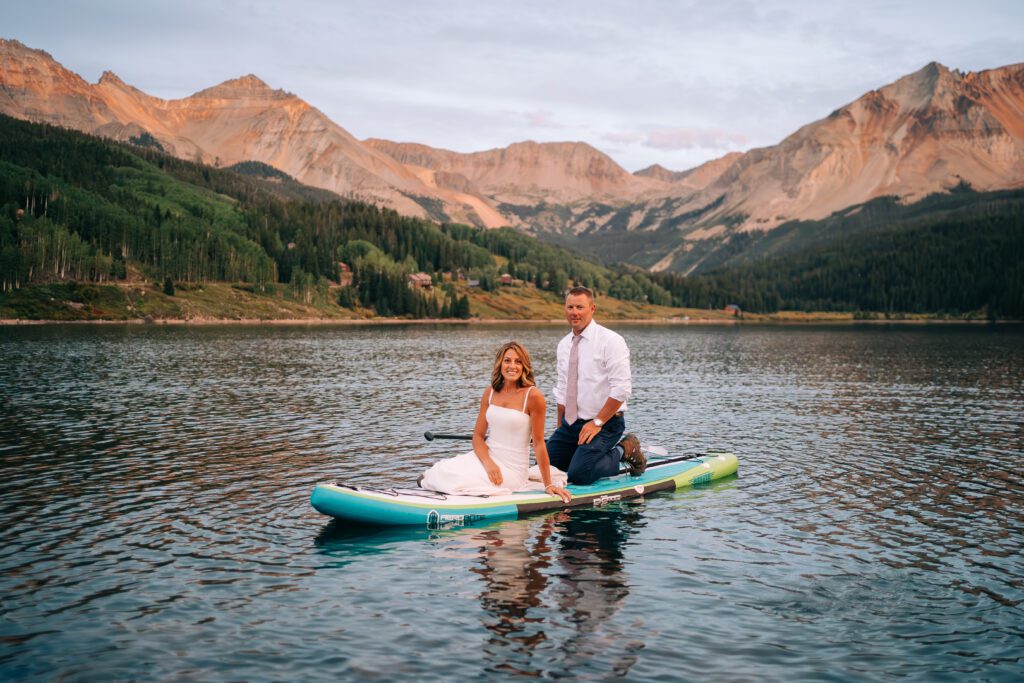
[1,324,1022,681]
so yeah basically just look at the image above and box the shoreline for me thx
[0,316,1014,326]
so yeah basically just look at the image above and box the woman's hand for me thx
[545,484,572,504]
[482,459,503,486]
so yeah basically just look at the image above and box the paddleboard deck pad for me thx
[311,451,738,527]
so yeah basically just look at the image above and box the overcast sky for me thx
[4,0,1022,172]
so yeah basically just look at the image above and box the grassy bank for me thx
[0,280,1004,324]
[0,280,742,323]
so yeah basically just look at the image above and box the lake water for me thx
[1,323,1022,681]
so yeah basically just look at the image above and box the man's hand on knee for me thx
[577,420,601,445]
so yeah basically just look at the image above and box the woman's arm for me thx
[473,388,503,486]
[528,390,572,503]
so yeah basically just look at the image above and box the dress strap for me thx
[488,388,494,405]
[521,386,533,412]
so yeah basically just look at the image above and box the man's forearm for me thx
[594,398,624,424]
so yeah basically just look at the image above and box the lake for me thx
[1,323,1021,681]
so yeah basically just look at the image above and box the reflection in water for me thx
[470,507,641,679]
[312,508,643,678]
[1,324,1022,682]
[473,519,553,676]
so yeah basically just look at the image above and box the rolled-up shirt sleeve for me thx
[605,334,632,403]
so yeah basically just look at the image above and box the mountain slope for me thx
[3,37,1024,274]
[365,138,667,206]
[555,61,1024,272]
[697,62,1024,228]
[0,113,690,319]
[0,39,504,227]
[650,186,1024,317]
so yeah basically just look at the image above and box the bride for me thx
[420,342,572,503]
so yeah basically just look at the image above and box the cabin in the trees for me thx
[724,304,742,317]
[337,262,353,286]
[500,273,513,285]
[407,273,433,290]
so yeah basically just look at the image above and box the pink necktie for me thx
[565,334,581,424]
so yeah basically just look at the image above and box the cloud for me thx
[5,0,1021,172]
[602,131,644,144]
[524,110,565,128]
[644,127,749,150]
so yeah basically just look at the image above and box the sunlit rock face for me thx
[0,39,493,226]
[666,62,1024,232]
[3,37,1023,267]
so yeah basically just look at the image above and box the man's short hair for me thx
[566,285,594,301]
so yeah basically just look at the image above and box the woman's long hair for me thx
[490,342,536,392]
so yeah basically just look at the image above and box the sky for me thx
[4,0,1022,172]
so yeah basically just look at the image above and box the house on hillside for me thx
[407,273,433,290]
[500,273,513,286]
[724,304,742,317]
[337,261,353,286]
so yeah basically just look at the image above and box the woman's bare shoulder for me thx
[526,386,546,409]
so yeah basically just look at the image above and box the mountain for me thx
[590,61,1024,272]
[689,62,1024,225]
[373,62,1024,271]
[1,112,682,320]
[0,39,504,228]
[649,186,1024,318]
[3,37,1023,274]
[634,152,742,190]
[365,138,665,206]
[2,112,1018,320]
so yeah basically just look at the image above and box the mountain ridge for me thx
[2,37,1023,273]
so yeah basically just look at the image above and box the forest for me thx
[0,113,1020,318]
[652,189,1024,318]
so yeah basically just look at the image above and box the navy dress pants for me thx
[546,414,624,485]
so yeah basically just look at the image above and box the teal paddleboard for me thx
[311,451,738,527]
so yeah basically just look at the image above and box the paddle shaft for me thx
[424,431,473,441]
[425,431,707,474]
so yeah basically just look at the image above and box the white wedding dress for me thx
[421,387,565,495]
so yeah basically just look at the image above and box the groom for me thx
[547,286,646,486]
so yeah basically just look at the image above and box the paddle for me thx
[423,431,473,441]
[423,432,678,466]
[421,432,667,454]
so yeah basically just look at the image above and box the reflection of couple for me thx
[472,508,641,678]
[420,286,647,501]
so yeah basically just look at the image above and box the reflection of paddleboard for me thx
[310,451,739,527]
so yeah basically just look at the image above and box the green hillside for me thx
[0,114,676,320]
[1,113,1018,321]
[651,190,1024,318]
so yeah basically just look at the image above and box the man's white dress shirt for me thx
[553,321,632,420]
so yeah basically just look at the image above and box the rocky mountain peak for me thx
[222,74,272,90]
[0,37,87,87]
[634,163,680,182]
[875,61,965,112]
[190,74,288,100]
[97,70,127,86]
[0,38,51,60]
[2,37,1022,271]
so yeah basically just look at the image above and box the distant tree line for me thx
[653,204,1024,318]
[0,115,622,316]
[1,113,1019,318]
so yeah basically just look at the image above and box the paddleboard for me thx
[311,450,738,527]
